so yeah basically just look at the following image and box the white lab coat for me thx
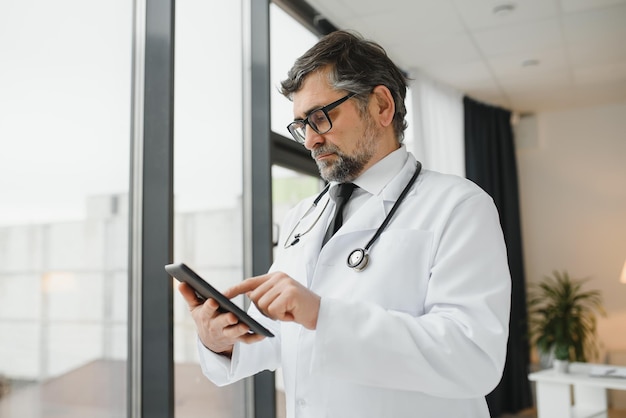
[199,152,511,418]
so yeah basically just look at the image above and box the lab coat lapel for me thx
[334,193,386,238]
[296,196,336,286]
[334,155,418,239]
[274,193,335,287]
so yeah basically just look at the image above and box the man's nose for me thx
[303,128,324,150]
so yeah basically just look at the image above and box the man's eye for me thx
[309,111,326,126]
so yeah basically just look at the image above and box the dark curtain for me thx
[463,96,533,416]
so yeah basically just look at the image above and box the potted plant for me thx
[528,270,605,372]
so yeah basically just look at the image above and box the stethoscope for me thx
[283,162,422,272]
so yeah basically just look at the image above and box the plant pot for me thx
[553,359,569,373]
[538,346,555,369]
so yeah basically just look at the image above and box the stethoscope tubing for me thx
[283,162,422,272]
[360,161,421,253]
[282,183,330,248]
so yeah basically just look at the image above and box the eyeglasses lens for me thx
[309,109,330,134]
[289,123,306,143]
[290,110,331,143]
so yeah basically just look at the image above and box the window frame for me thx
[128,0,175,417]
[128,1,335,417]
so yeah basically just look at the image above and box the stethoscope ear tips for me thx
[347,248,369,271]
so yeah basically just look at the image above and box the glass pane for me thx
[270,4,319,136]
[173,2,245,417]
[271,166,323,418]
[270,7,322,416]
[0,1,132,417]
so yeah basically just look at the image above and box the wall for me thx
[515,101,626,355]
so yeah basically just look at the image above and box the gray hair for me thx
[280,30,409,142]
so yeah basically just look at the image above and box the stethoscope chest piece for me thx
[347,248,369,271]
[285,162,422,272]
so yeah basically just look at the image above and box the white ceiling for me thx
[303,0,626,113]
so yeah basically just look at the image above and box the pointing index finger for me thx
[224,275,268,298]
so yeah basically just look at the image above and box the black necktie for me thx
[322,183,357,247]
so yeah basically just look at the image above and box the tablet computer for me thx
[165,262,274,337]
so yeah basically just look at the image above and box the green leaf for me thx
[527,270,605,362]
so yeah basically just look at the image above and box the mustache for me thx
[311,145,341,159]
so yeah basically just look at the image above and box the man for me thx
[179,30,511,418]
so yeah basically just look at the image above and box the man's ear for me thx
[370,85,395,128]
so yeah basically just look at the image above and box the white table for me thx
[528,362,626,418]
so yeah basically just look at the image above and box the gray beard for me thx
[316,151,367,183]
[313,116,378,183]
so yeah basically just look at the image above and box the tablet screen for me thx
[165,262,274,337]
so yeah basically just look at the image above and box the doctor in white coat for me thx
[179,30,511,418]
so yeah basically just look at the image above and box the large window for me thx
[0,1,132,416]
[0,1,359,417]
[172,1,246,417]
[269,5,322,418]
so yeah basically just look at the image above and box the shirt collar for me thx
[352,145,407,196]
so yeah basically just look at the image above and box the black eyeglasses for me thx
[286,92,357,144]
